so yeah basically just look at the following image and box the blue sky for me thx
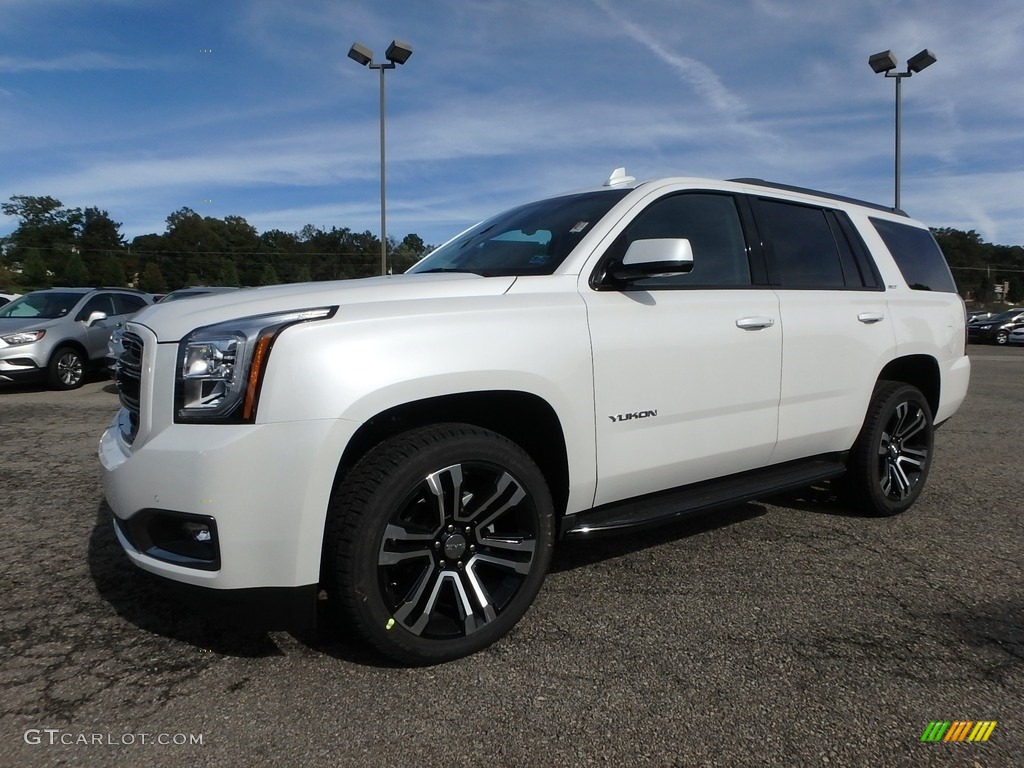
[1,0,1022,249]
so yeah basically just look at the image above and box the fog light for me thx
[184,521,212,543]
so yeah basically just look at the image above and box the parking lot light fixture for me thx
[869,48,937,212]
[348,40,414,276]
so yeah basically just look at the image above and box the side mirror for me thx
[606,238,695,286]
[622,238,694,273]
[85,311,108,326]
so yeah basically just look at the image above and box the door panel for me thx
[772,290,895,461]
[586,289,782,506]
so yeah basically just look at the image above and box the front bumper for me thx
[0,354,45,382]
[99,410,360,625]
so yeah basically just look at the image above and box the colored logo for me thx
[920,721,997,742]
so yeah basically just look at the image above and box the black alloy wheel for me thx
[847,381,934,516]
[48,346,85,390]
[326,423,555,664]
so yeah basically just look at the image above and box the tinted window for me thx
[607,193,751,288]
[870,218,958,292]
[114,294,148,314]
[77,294,116,320]
[757,199,845,288]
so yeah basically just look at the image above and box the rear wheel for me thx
[326,424,555,665]
[847,381,934,516]
[47,346,85,390]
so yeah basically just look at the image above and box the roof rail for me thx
[728,178,906,216]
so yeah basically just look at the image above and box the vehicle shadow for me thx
[87,501,393,666]
[759,481,880,519]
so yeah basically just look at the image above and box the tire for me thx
[47,346,85,390]
[846,381,934,516]
[326,423,555,665]
[994,330,1009,345]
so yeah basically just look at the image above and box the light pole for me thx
[869,48,936,212]
[348,39,413,276]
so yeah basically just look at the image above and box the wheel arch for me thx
[49,338,90,363]
[335,390,571,518]
[877,354,940,416]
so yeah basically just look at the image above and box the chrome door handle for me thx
[735,316,775,330]
[858,312,885,324]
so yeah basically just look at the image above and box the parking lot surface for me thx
[2,350,1022,767]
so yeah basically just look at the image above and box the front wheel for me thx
[47,346,85,390]
[994,330,1009,345]
[846,381,934,516]
[326,424,555,665]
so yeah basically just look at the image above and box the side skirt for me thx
[561,454,848,538]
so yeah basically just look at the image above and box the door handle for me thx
[858,312,885,324]
[735,316,775,330]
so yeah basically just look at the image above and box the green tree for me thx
[79,207,126,283]
[217,259,239,286]
[139,262,167,293]
[98,255,127,286]
[259,263,280,286]
[62,252,90,286]
[392,233,429,273]
[976,274,994,305]
[1,195,83,276]
[22,249,50,288]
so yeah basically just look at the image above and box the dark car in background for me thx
[967,308,1024,345]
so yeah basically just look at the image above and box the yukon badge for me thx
[609,410,658,423]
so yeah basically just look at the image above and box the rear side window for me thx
[113,294,148,314]
[756,200,845,288]
[870,218,958,292]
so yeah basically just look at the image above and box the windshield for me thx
[987,310,1023,323]
[407,190,630,277]
[0,292,81,319]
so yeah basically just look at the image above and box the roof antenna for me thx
[604,167,636,187]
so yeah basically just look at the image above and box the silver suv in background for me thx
[0,287,153,389]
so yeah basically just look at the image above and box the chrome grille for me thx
[116,332,143,443]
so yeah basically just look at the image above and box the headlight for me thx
[1,329,45,345]
[175,307,335,423]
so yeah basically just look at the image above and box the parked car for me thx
[1008,327,1024,345]
[0,292,22,307]
[966,308,1024,345]
[966,310,995,324]
[100,172,970,664]
[0,287,153,389]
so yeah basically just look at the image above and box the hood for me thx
[0,316,65,334]
[134,273,517,342]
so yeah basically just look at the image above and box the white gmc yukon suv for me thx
[100,172,970,664]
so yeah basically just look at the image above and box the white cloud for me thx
[0,51,175,73]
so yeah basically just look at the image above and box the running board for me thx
[562,455,848,538]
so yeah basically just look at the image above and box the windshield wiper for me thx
[414,267,483,275]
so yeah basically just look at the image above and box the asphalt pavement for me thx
[1,348,1021,767]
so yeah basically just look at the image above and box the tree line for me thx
[0,195,430,294]
[1,194,1023,305]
